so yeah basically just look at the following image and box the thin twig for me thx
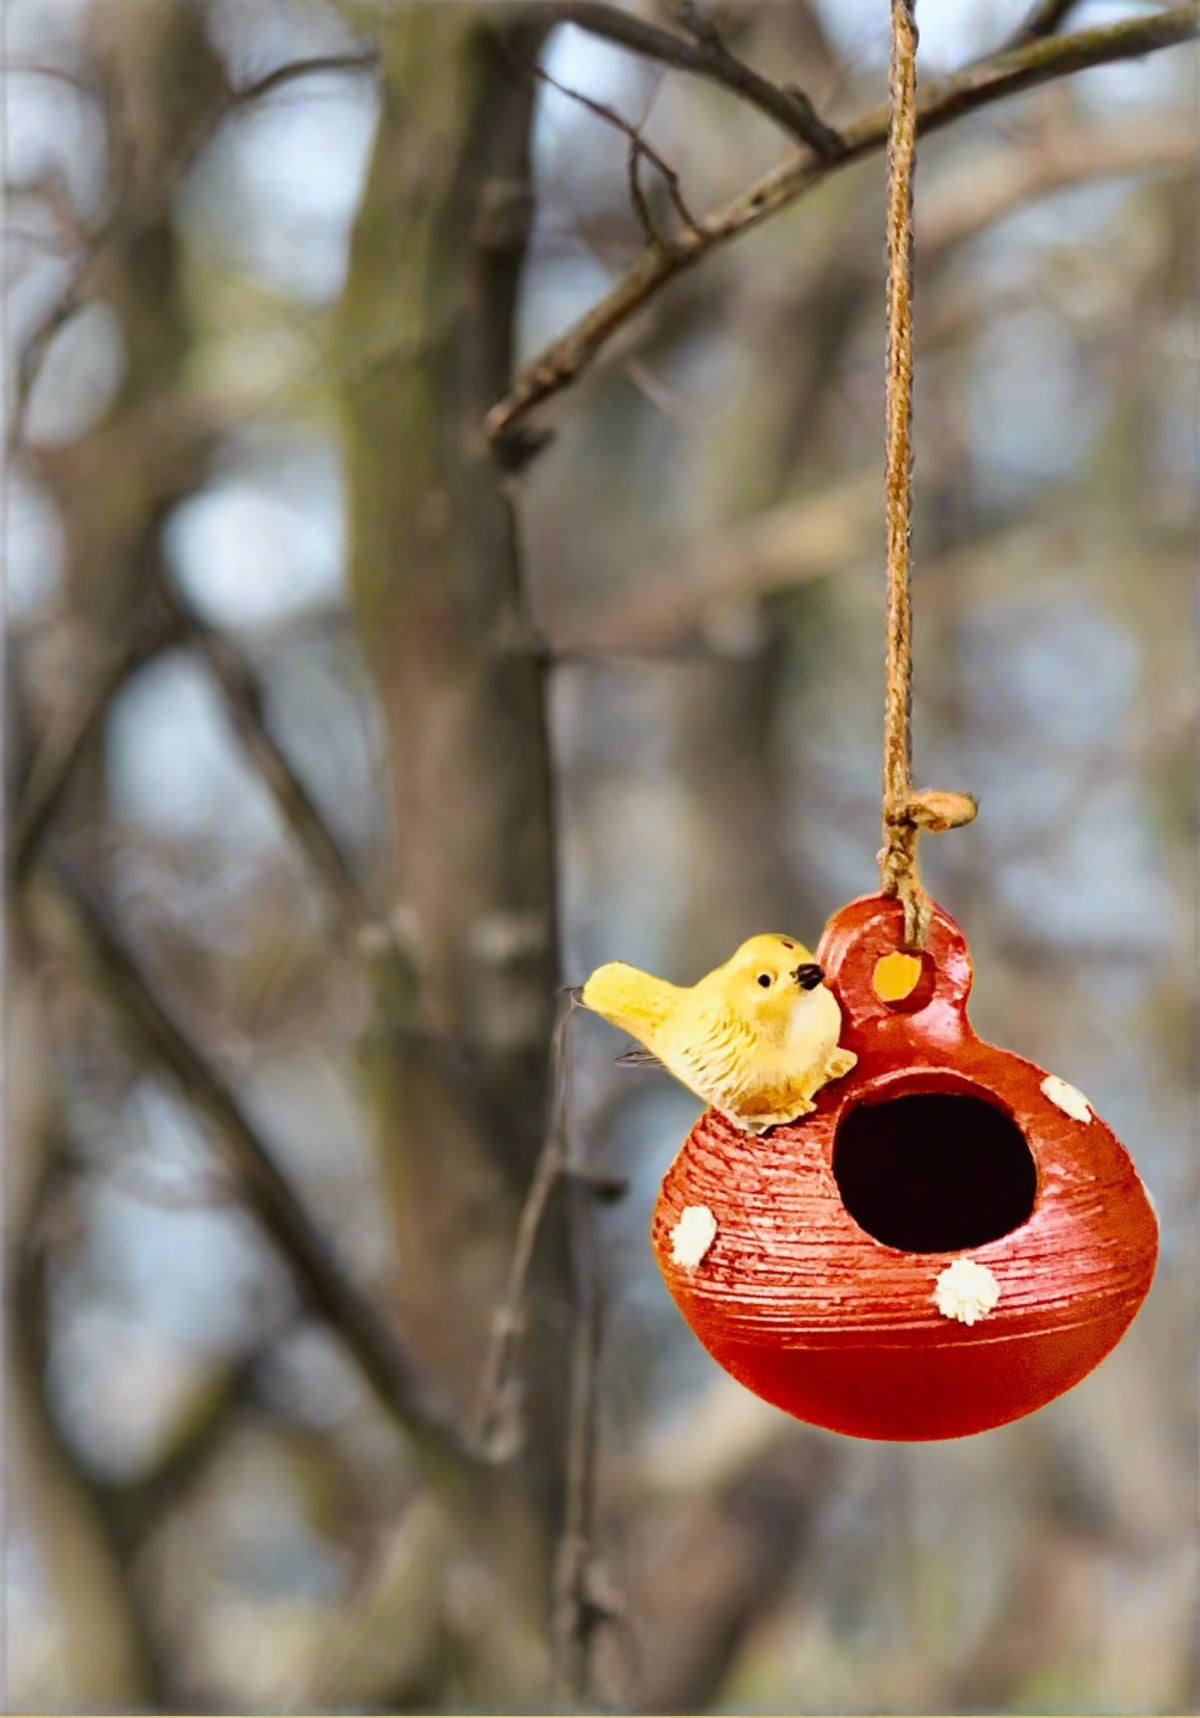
[547,995,612,1709]
[474,1120,567,1453]
[100,1162,239,1211]
[540,0,844,156]
[552,1170,608,1707]
[159,582,413,973]
[474,993,575,1453]
[486,6,1200,444]
[2,62,98,95]
[919,117,1195,254]
[1002,0,1085,52]
[476,983,624,1705]
[530,58,699,240]
[10,51,377,449]
[10,78,142,453]
[49,859,481,1468]
[229,51,379,109]
[627,143,660,250]
[11,254,96,451]
[13,567,414,982]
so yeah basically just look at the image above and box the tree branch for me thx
[474,1111,566,1454]
[98,1344,266,1542]
[528,58,699,241]
[919,117,1196,254]
[12,595,184,886]
[556,473,877,655]
[539,0,843,156]
[48,859,481,1469]
[473,992,625,1457]
[551,1141,609,1707]
[12,557,415,990]
[160,582,414,974]
[1002,0,1085,53]
[10,1146,177,1706]
[487,5,1199,445]
[230,51,379,109]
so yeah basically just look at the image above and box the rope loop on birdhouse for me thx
[879,0,976,948]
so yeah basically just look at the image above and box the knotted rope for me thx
[878,0,975,947]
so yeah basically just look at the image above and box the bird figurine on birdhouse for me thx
[583,894,1158,1442]
[582,933,857,1132]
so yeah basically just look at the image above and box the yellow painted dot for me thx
[874,951,924,1003]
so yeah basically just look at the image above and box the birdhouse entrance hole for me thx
[833,1093,1037,1253]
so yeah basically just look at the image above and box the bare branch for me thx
[160,582,414,974]
[12,599,184,885]
[10,1145,177,1705]
[10,49,377,450]
[557,474,877,655]
[546,994,616,1707]
[474,993,586,1452]
[2,62,99,96]
[487,5,1200,444]
[1002,0,1085,52]
[476,987,626,1708]
[230,51,379,109]
[919,117,1196,254]
[13,563,415,986]
[100,1343,270,1541]
[551,1164,609,1707]
[540,0,843,156]
[474,1115,566,1454]
[11,255,96,451]
[48,859,481,1468]
[529,58,699,241]
[9,68,142,452]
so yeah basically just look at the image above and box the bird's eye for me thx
[757,973,772,988]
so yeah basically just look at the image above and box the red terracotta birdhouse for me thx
[652,894,1159,1441]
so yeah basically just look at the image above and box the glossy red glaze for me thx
[652,894,1159,1441]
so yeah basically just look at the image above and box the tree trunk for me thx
[335,7,568,1690]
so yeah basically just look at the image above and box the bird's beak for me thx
[794,963,824,991]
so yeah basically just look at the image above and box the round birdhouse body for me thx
[651,895,1159,1441]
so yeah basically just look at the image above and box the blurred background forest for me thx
[4,0,1197,1711]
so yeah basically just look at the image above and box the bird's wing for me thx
[615,1044,666,1071]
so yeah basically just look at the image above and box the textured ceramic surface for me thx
[652,893,1159,1441]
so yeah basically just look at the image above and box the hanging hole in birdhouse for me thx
[833,1092,1037,1254]
[872,949,936,1012]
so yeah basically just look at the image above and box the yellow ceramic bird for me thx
[581,933,857,1132]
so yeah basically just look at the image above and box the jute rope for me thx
[878,0,976,947]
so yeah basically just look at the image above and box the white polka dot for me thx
[934,1258,1001,1325]
[670,1205,718,1269]
[1041,1074,1092,1123]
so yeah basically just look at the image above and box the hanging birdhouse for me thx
[651,893,1159,1442]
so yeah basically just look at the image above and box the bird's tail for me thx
[581,962,680,1046]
